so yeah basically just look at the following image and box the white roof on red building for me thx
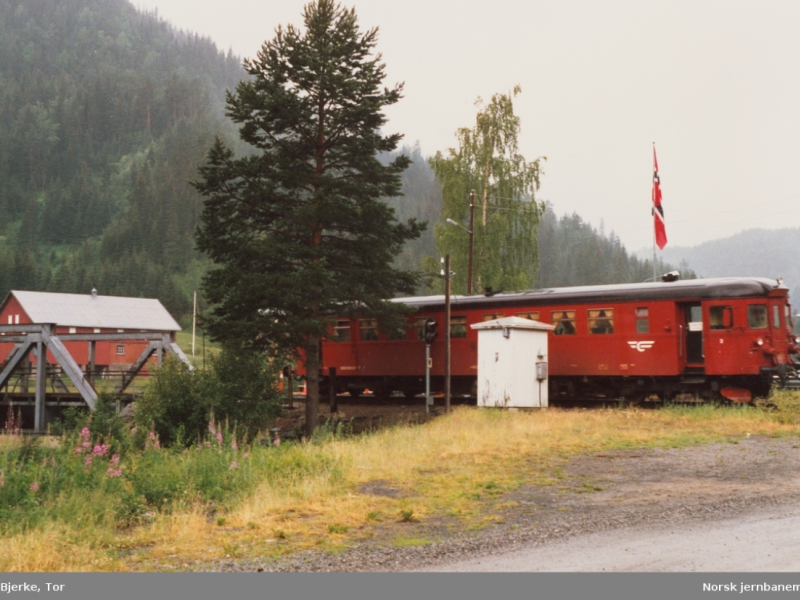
[4,291,181,331]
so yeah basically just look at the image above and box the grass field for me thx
[0,397,798,571]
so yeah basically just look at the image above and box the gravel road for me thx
[220,435,800,572]
[426,506,800,571]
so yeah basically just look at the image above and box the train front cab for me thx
[687,291,793,399]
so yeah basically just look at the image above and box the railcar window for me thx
[483,313,505,321]
[709,306,733,330]
[385,322,407,340]
[748,305,768,329]
[516,311,540,321]
[450,316,468,339]
[588,309,614,334]
[635,307,649,334]
[359,319,379,341]
[332,320,350,342]
[773,305,781,328]
[786,305,793,328]
[551,310,576,335]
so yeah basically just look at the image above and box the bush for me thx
[135,347,283,447]
[758,389,800,424]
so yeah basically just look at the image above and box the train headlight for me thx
[794,336,800,345]
[757,338,764,346]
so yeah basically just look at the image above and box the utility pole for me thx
[444,253,451,414]
[468,190,475,295]
[192,290,197,357]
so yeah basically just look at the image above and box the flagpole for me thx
[653,227,657,282]
[652,142,656,282]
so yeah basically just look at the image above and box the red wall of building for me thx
[0,296,171,372]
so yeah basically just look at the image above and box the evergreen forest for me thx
[0,0,688,324]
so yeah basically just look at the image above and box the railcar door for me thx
[682,303,704,367]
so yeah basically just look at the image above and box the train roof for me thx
[393,277,786,311]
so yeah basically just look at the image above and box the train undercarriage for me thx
[320,371,787,404]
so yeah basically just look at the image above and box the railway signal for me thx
[423,319,438,344]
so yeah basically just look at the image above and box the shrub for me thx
[135,347,283,447]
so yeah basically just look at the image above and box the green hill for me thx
[656,228,800,307]
[0,0,245,317]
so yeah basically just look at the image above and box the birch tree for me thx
[429,87,545,294]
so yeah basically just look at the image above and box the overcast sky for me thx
[135,0,800,253]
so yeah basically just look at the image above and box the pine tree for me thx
[194,0,423,436]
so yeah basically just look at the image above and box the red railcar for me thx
[306,277,799,403]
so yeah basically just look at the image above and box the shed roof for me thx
[471,316,555,331]
[3,291,181,331]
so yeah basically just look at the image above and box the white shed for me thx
[470,316,554,408]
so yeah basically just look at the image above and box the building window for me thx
[709,306,733,330]
[516,311,540,321]
[14,315,19,324]
[69,327,77,334]
[588,309,614,334]
[551,310,576,335]
[332,320,350,342]
[359,319,378,341]
[748,305,768,329]
[450,316,468,339]
[483,313,505,322]
[116,344,125,356]
[635,307,649,333]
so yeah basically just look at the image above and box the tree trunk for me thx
[304,333,320,438]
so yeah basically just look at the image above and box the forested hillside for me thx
[0,0,694,319]
[0,0,244,317]
[536,207,691,288]
[655,228,800,305]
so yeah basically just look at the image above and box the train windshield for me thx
[748,305,768,329]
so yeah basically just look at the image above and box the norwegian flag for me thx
[652,146,667,249]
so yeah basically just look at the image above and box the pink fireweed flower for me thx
[231,440,238,451]
[208,422,216,435]
[109,454,120,467]
[243,452,249,459]
[230,461,238,469]
[80,427,90,439]
[216,432,223,444]
[146,431,161,449]
[29,482,38,491]
[0,478,5,487]
[92,444,109,457]
[106,468,122,478]
[85,456,93,466]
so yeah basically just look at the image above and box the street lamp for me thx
[445,189,475,295]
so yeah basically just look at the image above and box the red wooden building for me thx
[0,289,181,374]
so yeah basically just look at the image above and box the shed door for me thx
[683,303,704,365]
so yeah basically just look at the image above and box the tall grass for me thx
[0,399,796,571]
